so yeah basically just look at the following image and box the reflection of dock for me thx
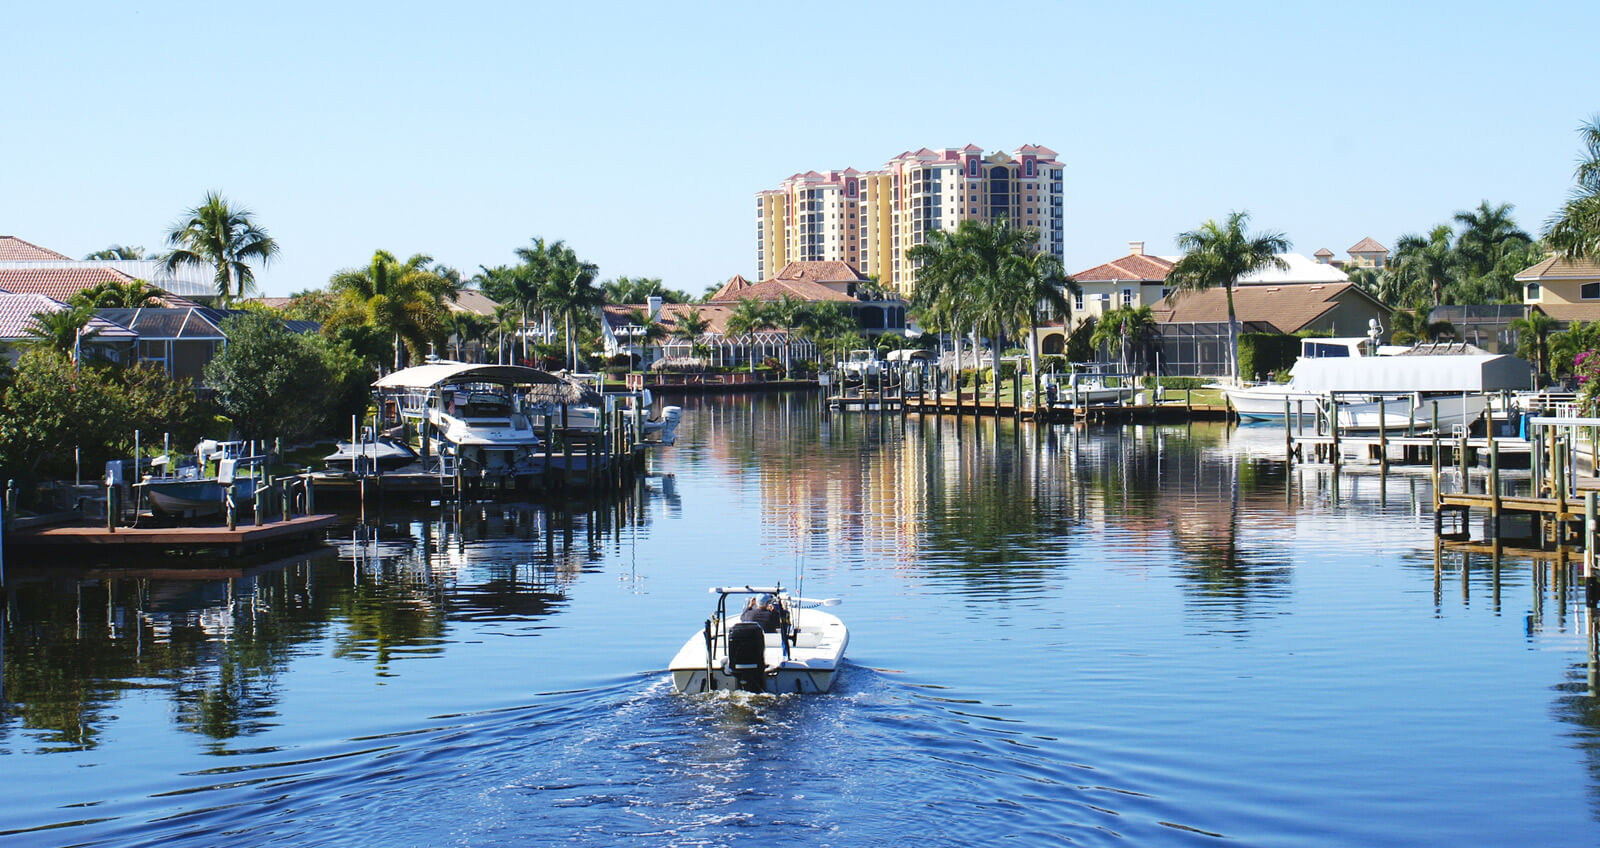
[6,514,336,556]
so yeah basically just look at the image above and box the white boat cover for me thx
[1289,352,1533,393]
[373,362,564,389]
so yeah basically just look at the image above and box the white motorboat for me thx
[669,586,847,694]
[1224,337,1532,428]
[136,450,258,518]
[426,389,543,474]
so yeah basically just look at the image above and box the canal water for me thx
[2,394,1597,846]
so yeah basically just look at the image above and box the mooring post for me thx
[305,474,315,515]
[1330,395,1341,469]
[1432,429,1443,535]
[1585,491,1597,608]
[1489,436,1501,539]
[1284,397,1293,466]
[1378,394,1389,473]
[1458,425,1469,494]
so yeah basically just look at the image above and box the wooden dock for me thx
[5,513,337,556]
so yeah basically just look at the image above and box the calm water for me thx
[3,394,1598,847]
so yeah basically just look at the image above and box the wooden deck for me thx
[5,513,337,555]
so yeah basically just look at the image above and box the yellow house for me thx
[1514,256,1600,325]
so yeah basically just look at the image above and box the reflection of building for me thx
[757,145,1065,296]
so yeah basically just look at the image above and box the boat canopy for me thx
[1290,352,1533,393]
[373,362,565,390]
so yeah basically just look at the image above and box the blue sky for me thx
[4,1,1598,297]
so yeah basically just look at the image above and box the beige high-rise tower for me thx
[756,145,1064,297]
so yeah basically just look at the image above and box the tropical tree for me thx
[282,288,338,322]
[907,227,977,389]
[70,278,165,309]
[767,293,809,378]
[162,192,280,304]
[443,311,493,362]
[1167,211,1290,382]
[1510,308,1558,385]
[23,305,99,361]
[1550,320,1600,380]
[1453,201,1532,279]
[205,312,369,441]
[1391,225,1459,308]
[1388,308,1457,345]
[723,299,773,372]
[1547,115,1600,260]
[84,245,145,260]
[602,276,688,305]
[671,306,711,358]
[1002,249,1075,401]
[1090,305,1156,375]
[324,250,458,371]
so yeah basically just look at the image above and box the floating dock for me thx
[4,513,337,557]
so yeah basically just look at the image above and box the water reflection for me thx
[1,487,667,751]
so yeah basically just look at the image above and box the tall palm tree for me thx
[24,305,99,362]
[541,244,602,371]
[325,250,454,371]
[671,306,711,358]
[162,192,280,304]
[907,227,976,390]
[1392,225,1459,308]
[1167,211,1290,383]
[1546,115,1600,260]
[1452,201,1530,278]
[70,278,165,308]
[1510,308,1558,386]
[84,245,145,260]
[1000,249,1075,403]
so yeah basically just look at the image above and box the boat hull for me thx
[1223,385,1323,421]
[142,479,254,516]
[669,608,848,695]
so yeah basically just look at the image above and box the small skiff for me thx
[669,585,847,694]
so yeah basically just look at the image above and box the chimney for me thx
[1128,241,1144,256]
[647,296,663,321]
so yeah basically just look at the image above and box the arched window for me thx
[1526,282,1540,300]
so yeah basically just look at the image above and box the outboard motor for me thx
[725,621,767,692]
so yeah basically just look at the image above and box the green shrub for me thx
[1237,333,1300,381]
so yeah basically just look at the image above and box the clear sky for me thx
[5,1,1599,297]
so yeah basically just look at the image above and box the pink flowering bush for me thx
[1577,349,1600,413]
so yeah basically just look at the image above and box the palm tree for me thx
[24,305,99,362]
[723,298,773,372]
[540,244,602,371]
[671,306,711,359]
[162,192,280,304]
[83,245,145,260]
[1090,305,1156,375]
[907,227,977,391]
[1000,249,1075,403]
[1392,225,1459,308]
[1549,320,1600,380]
[1547,115,1600,260]
[325,250,455,371]
[767,294,809,378]
[1388,308,1457,345]
[1167,211,1290,383]
[1452,201,1531,278]
[70,278,165,308]
[1510,308,1558,386]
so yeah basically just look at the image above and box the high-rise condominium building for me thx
[755,145,1064,296]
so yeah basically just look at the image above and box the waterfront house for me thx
[1150,278,1391,377]
[93,307,318,384]
[1038,242,1173,355]
[0,293,138,364]
[1514,256,1600,326]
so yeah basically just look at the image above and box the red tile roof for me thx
[770,260,868,285]
[712,278,858,303]
[708,274,754,302]
[1070,253,1174,282]
[0,236,71,261]
[0,267,198,307]
[603,303,743,336]
[1347,237,1388,254]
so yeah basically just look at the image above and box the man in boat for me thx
[740,594,786,633]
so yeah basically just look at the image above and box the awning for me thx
[373,362,566,390]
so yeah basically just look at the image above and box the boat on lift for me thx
[669,585,847,694]
[323,431,419,472]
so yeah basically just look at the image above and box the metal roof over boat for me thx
[373,361,566,389]
[1289,347,1533,393]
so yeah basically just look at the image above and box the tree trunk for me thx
[1224,283,1240,383]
